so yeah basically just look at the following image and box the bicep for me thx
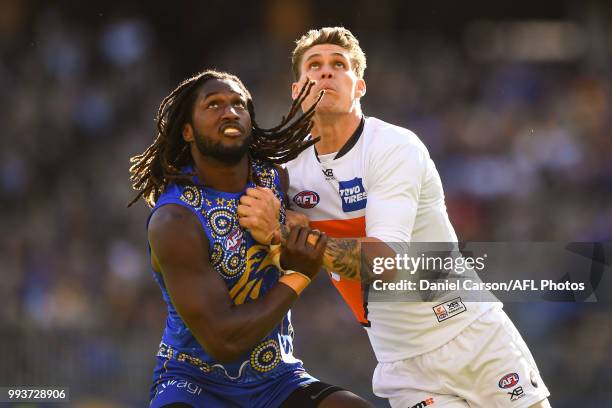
[366,190,418,242]
[148,205,232,334]
[365,144,426,242]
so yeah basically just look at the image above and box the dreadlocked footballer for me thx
[128,69,321,207]
[131,69,372,407]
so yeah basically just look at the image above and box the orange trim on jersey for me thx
[310,216,366,238]
[329,276,369,324]
[310,217,369,324]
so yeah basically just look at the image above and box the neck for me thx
[191,149,249,193]
[311,110,362,155]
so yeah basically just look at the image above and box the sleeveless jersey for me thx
[286,116,499,362]
[148,161,306,387]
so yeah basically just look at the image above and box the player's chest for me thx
[287,159,368,219]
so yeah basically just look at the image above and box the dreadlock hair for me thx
[128,69,322,208]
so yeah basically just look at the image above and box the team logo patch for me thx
[410,397,434,408]
[433,297,466,322]
[338,177,367,212]
[499,373,520,389]
[508,386,525,401]
[224,228,243,252]
[293,190,320,208]
[322,168,335,180]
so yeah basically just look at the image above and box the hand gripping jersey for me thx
[148,161,313,405]
[286,117,499,362]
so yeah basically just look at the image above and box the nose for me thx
[319,63,333,79]
[221,105,240,120]
[319,70,333,80]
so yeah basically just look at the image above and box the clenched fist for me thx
[238,187,281,245]
[280,226,328,279]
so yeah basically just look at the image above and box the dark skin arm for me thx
[148,204,325,363]
[278,224,390,282]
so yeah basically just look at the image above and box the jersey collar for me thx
[314,116,366,162]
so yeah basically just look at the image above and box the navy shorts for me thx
[150,369,320,408]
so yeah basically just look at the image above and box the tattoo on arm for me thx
[323,238,364,281]
[279,225,371,281]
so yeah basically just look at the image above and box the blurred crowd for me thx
[0,1,610,407]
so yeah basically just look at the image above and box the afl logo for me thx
[498,373,519,389]
[293,191,320,209]
[224,228,243,252]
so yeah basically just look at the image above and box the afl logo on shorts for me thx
[498,373,519,389]
[293,191,320,209]
[224,228,243,252]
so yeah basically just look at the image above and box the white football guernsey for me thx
[286,116,499,362]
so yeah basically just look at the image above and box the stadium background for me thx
[1,0,611,406]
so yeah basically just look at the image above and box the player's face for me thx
[183,79,252,164]
[292,44,366,114]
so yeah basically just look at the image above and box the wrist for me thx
[269,226,281,245]
[279,272,311,295]
[269,244,283,271]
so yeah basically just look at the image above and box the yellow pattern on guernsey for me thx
[229,245,276,305]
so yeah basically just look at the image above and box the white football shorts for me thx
[372,306,550,408]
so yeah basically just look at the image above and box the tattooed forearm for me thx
[279,224,375,281]
[322,238,362,281]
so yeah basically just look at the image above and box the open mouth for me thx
[220,123,245,137]
[315,80,335,92]
[318,85,335,93]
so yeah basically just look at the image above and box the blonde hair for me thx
[291,27,366,80]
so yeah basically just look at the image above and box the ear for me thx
[356,78,366,98]
[183,123,194,142]
[291,81,300,100]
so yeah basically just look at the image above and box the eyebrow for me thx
[202,91,245,100]
[304,52,348,63]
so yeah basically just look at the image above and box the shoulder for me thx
[148,204,206,250]
[149,203,195,226]
[362,117,430,172]
[363,117,429,156]
[154,180,199,207]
